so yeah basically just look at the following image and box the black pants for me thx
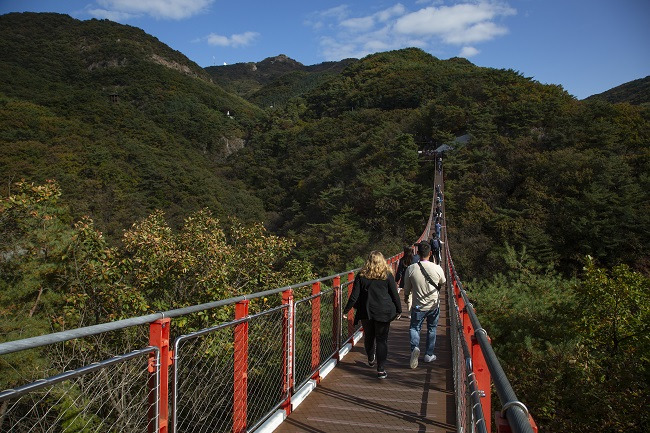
[361,319,391,371]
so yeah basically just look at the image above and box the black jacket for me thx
[343,273,401,324]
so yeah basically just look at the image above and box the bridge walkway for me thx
[274,284,455,433]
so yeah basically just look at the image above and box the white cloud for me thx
[92,0,214,20]
[459,46,479,57]
[394,2,515,42]
[444,21,509,44]
[376,4,407,22]
[206,31,259,48]
[319,5,350,20]
[340,16,375,32]
[305,5,350,30]
[340,4,407,32]
[311,1,515,61]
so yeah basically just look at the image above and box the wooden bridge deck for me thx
[273,287,456,433]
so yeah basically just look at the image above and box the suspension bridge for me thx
[0,165,538,433]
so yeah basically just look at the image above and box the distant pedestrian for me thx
[430,236,444,265]
[403,242,446,368]
[435,221,442,239]
[343,251,402,379]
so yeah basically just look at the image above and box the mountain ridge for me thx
[205,54,356,107]
[585,75,650,105]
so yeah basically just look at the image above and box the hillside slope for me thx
[0,12,266,238]
[585,75,650,105]
[227,47,650,275]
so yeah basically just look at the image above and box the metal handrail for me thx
[0,346,158,400]
[447,254,534,433]
[0,270,360,356]
[448,275,488,433]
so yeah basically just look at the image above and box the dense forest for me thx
[1,12,649,432]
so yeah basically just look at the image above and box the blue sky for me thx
[1,0,648,99]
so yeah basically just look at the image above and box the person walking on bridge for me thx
[434,218,442,240]
[403,242,446,368]
[395,245,419,317]
[343,251,402,379]
[430,236,444,265]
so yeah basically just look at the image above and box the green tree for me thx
[0,180,71,340]
[472,250,649,432]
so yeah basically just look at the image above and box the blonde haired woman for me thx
[343,251,402,379]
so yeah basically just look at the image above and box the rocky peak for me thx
[259,54,303,68]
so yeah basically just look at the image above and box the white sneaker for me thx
[424,354,437,363]
[409,347,420,369]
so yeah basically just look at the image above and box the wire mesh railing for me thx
[315,289,337,370]
[172,320,237,433]
[242,307,288,431]
[445,253,488,433]
[448,275,473,433]
[445,250,537,433]
[0,269,375,433]
[441,207,537,432]
[339,278,362,350]
[294,294,320,388]
[0,346,159,433]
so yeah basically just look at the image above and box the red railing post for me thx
[347,272,355,338]
[149,318,171,433]
[233,300,249,433]
[472,334,492,433]
[281,289,294,415]
[333,276,341,360]
[311,282,321,380]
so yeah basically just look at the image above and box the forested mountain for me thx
[3,12,648,275]
[227,47,650,276]
[206,54,355,107]
[1,12,649,433]
[0,12,266,239]
[586,75,650,105]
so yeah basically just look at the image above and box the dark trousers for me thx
[361,319,391,371]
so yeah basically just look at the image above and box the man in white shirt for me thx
[403,241,446,368]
